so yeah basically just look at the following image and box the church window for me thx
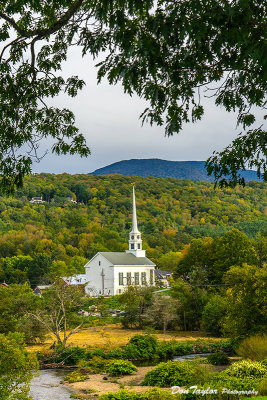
[131,235,134,239]
[99,261,101,266]
[138,244,141,249]
[131,243,134,249]
[134,272,139,285]
[150,270,154,285]
[119,272,123,285]
[141,272,146,285]
[127,272,131,285]
[137,235,140,239]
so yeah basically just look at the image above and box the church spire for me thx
[126,186,146,257]
[131,186,140,234]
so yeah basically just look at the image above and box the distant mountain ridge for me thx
[90,159,261,182]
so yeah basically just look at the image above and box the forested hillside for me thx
[0,174,266,286]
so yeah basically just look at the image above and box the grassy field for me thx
[27,324,221,352]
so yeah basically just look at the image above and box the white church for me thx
[84,187,156,296]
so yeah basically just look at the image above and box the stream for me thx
[30,353,212,399]
[134,352,212,366]
[173,352,211,361]
[30,369,74,400]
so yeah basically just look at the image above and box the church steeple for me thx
[126,186,146,257]
[131,186,139,234]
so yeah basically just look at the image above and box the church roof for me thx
[99,252,155,266]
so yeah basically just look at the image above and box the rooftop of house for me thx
[62,275,87,285]
[155,269,173,279]
[95,252,156,266]
[30,197,44,203]
[34,285,51,290]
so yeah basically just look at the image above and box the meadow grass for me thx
[27,324,220,352]
[237,335,267,361]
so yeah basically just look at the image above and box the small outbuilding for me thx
[154,269,173,288]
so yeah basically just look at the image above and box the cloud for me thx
[32,47,260,174]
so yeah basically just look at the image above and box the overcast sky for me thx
[32,46,245,174]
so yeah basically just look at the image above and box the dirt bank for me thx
[68,366,170,397]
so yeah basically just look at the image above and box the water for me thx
[30,369,74,400]
[133,359,158,367]
[173,353,211,361]
[134,353,212,367]
[30,354,211,398]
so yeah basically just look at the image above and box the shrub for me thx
[37,338,234,368]
[65,356,111,383]
[100,383,264,400]
[145,388,175,400]
[208,371,259,391]
[85,348,106,359]
[64,370,90,383]
[243,398,266,400]
[155,341,174,359]
[207,352,230,366]
[38,345,87,365]
[124,334,158,360]
[106,348,128,359]
[78,356,109,374]
[257,375,267,395]
[242,398,267,400]
[106,360,137,376]
[208,339,234,354]
[142,360,196,387]
[155,339,234,361]
[100,388,174,400]
[156,340,193,359]
[157,340,176,360]
[190,361,213,385]
[189,339,234,355]
[225,360,267,379]
[100,391,144,400]
[85,347,127,361]
[236,335,267,361]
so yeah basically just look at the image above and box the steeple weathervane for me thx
[126,186,146,257]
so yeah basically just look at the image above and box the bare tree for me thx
[143,295,179,335]
[28,279,85,346]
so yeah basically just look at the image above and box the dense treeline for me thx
[0,174,266,286]
[0,173,266,342]
[114,260,267,338]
